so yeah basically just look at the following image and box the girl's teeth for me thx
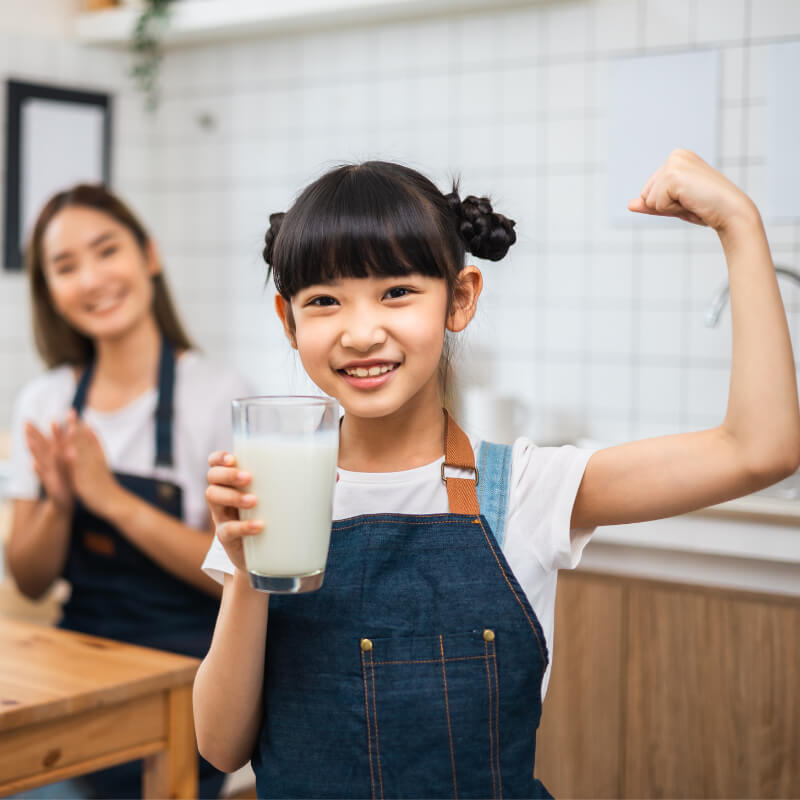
[346,365,394,377]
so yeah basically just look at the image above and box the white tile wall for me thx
[0,34,136,424]
[2,0,800,447]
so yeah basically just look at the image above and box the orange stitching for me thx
[476,516,547,665]
[490,645,503,798]
[372,655,486,666]
[369,649,384,799]
[484,640,498,800]
[439,635,459,799]
[361,647,377,800]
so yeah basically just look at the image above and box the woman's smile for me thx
[84,286,128,316]
[42,206,159,342]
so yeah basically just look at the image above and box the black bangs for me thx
[270,162,464,299]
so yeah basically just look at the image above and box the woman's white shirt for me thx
[202,436,596,695]
[8,351,252,530]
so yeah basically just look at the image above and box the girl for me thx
[196,152,800,799]
[6,184,249,799]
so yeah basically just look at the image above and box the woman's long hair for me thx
[26,184,193,367]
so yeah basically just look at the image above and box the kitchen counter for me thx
[581,509,800,597]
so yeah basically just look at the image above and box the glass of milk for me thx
[232,396,339,593]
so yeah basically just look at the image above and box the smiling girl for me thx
[6,184,249,799]
[196,153,800,799]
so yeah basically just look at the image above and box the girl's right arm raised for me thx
[193,452,268,773]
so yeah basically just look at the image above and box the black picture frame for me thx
[3,79,112,270]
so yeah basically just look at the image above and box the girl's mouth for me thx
[338,362,400,388]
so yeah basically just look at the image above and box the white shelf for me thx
[75,0,535,47]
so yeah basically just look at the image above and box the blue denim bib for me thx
[253,430,552,799]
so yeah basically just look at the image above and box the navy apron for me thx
[60,339,225,799]
[252,413,552,799]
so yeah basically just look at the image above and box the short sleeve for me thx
[202,535,236,584]
[7,388,39,500]
[504,440,597,573]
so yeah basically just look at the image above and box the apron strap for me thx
[442,410,480,516]
[71,361,94,414]
[155,338,176,467]
[477,441,512,547]
[69,338,176,468]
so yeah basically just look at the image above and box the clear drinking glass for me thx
[231,396,339,593]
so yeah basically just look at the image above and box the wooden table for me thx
[0,618,200,797]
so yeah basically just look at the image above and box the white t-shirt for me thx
[8,351,252,530]
[202,436,596,695]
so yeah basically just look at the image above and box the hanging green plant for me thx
[130,0,174,112]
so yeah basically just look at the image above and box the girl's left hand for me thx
[61,409,121,517]
[628,149,757,231]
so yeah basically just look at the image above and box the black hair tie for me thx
[262,211,285,266]
[447,190,517,262]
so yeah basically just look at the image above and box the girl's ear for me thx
[446,265,483,333]
[274,294,298,348]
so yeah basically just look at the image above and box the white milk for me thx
[234,434,339,577]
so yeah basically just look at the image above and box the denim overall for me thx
[60,339,225,799]
[252,414,552,799]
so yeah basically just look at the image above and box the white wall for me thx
[3,0,800,447]
[0,1,84,38]
[0,17,148,424]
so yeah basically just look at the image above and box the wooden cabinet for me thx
[536,571,800,798]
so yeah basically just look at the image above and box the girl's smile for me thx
[338,359,401,388]
[278,274,451,420]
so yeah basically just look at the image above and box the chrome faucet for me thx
[705,264,800,327]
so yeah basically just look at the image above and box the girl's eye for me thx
[384,287,414,300]
[308,295,338,307]
[54,264,75,276]
[99,246,118,258]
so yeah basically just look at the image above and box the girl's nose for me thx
[340,315,388,352]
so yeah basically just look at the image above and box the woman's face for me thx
[40,206,158,342]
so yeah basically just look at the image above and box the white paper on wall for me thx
[608,50,720,225]
[766,41,800,220]
[21,98,105,246]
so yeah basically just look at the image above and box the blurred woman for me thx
[6,184,249,798]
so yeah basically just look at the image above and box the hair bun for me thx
[262,212,285,266]
[446,190,516,262]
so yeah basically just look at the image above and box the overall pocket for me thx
[359,629,502,800]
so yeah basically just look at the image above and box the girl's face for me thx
[41,206,159,342]
[277,269,482,420]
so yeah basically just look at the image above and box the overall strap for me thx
[442,410,479,515]
[71,361,95,414]
[70,339,176,467]
[477,441,513,547]
[155,338,176,467]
